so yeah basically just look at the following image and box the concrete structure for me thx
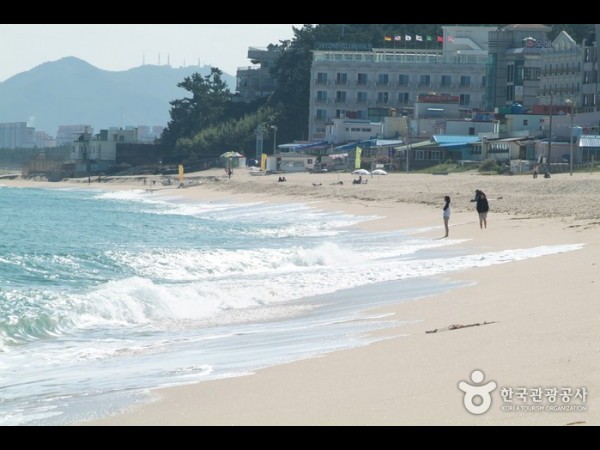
[486,24,551,110]
[56,125,93,147]
[324,114,407,144]
[71,128,137,172]
[579,25,599,112]
[236,46,280,102]
[539,31,583,108]
[308,26,493,141]
[0,122,36,149]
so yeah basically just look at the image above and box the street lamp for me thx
[566,99,575,176]
[271,125,278,154]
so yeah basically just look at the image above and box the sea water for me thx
[0,184,582,425]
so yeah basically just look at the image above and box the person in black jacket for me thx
[475,190,489,229]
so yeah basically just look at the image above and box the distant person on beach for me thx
[474,190,489,229]
[533,166,538,178]
[443,195,451,238]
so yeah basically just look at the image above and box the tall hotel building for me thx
[307,26,495,140]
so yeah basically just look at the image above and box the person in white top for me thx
[443,195,451,238]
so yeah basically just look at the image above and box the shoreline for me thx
[3,170,599,425]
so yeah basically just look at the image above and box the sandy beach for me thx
[3,169,599,425]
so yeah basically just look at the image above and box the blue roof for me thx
[433,135,481,147]
[334,139,404,151]
[278,141,328,150]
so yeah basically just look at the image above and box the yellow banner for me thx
[355,146,362,169]
[178,164,184,182]
[261,153,267,171]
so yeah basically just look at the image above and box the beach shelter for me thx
[220,151,245,169]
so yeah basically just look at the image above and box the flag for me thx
[405,35,412,41]
[355,146,362,169]
[261,153,267,171]
[394,35,402,41]
[426,35,433,41]
[447,35,455,42]
[437,36,444,43]
[384,35,392,41]
[416,35,423,42]
[178,164,185,183]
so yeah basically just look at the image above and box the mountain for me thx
[0,57,236,135]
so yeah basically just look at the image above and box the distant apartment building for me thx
[136,125,164,143]
[538,25,599,113]
[486,24,551,110]
[538,31,583,111]
[0,122,35,149]
[56,125,93,147]
[236,46,280,102]
[34,131,56,148]
[308,26,494,141]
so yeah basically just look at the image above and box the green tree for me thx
[161,68,231,150]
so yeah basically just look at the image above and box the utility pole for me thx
[547,91,553,174]
[568,99,575,176]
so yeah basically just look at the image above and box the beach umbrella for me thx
[352,169,370,175]
[372,169,388,175]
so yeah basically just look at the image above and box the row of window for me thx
[316,72,483,87]
[315,96,473,121]
[316,91,472,105]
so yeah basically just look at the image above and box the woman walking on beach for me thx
[442,196,451,237]
[475,190,489,229]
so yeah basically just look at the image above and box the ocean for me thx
[0,184,582,425]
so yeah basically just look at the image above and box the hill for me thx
[0,56,236,134]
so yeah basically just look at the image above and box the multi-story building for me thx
[486,24,551,110]
[579,24,599,112]
[538,31,583,108]
[236,46,280,102]
[0,122,35,149]
[34,131,56,148]
[308,26,494,141]
[56,125,93,147]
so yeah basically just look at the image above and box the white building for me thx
[308,26,494,141]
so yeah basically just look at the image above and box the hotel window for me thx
[377,92,389,104]
[335,91,347,103]
[507,65,514,83]
[460,94,470,105]
[357,91,368,103]
[460,75,471,87]
[441,75,452,87]
[316,109,327,120]
[336,72,348,85]
[316,91,327,102]
[357,73,368,85]
[419,75,430,87]
[398,74,409,85]
[398,92,409,104]
[377,74,389,86]
[316,73,328,84]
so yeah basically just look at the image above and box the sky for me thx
[0,24,304,82]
